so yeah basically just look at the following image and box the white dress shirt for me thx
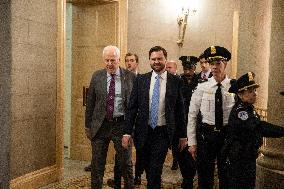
[187,76,235,145]
[149,71,167,126]
[107,68,124,117]
[201,69,211,79]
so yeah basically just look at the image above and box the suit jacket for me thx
[125,71,186,150]
[85,67,136,139]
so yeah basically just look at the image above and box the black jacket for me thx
[125,71,186,150]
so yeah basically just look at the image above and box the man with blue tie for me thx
[122,46,187,189]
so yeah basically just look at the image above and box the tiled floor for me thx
[40,157,184,188]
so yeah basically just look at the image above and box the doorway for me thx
[61,0,128,171]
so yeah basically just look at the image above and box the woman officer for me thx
[221,72,284,189]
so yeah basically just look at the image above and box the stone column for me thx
[0,1,11,188]
[256,0,284,188]
[237,0,272,109]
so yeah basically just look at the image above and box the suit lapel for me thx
[101,69,107,103]
[120,67,126,99]
[166,72,173,97]
[144,71,152,104]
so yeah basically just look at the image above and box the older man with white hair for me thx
[85,45,135,189]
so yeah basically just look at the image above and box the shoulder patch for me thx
[238,111,248,120]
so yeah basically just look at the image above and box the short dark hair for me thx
[149,46,167,59]
[125,52,139,63]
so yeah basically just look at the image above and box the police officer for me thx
[187,46,235,189]
[221,72,284,189]
[179,56,199,122]
[168,56,199,189]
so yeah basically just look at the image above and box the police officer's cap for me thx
[229,72,259,93]
[203,46,231,62]
[179,56,198,69]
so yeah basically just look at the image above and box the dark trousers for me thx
[143,126,169,189]
[196,125,227,189]
[226,158,256,189]
[91,119,134,189]
[172,135,196,189]
[113,153,122,187]
[113,142,134,186]
[134,146,144,178]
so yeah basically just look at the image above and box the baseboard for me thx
[10,165,60,189]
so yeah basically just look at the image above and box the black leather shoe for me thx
[134,176,141,185]
[84,164,91,172]
[171,160,179,170]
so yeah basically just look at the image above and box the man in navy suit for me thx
[122,46,187,189]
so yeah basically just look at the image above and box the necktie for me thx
[106,74,115,120]
[215,83,223,130]
[150,75,160,129]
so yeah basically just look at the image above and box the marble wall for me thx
[127,0,240,75]
[9,0,57,178]
[0,1,12,188]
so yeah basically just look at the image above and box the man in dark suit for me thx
[85,45,135,189]
[122,46,187,189]
[197,53,212,83]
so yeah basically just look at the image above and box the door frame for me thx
[56,0,128,179]
[9,0,128,188]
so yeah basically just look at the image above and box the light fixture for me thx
[177,0,197,47]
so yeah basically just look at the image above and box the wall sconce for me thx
[177,4,197,47]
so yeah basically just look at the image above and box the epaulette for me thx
[236,102,246,111]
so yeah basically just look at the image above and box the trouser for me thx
[91,119,134,189]
[113,153,122,188]
[226,158,256,189]
[143,125,169,189]
[196,124,227,189]
[172,135,196,189]
[114,142,134,187]
[134,146,144,178]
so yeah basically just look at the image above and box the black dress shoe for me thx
[84,164,91,172]
[134,176,141,185]
[171,160,179,170]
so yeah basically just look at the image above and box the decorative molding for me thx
[56,0,65,180]
[67,0,118,5]
[116,0,128,59]
[231,11,239,79]
[10,165,58,189]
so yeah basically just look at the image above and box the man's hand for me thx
[178,138,188,151]
[188,145,197,160]
[85,128,91,140]
[122,135,131,149]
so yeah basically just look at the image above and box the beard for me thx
[151,63,165,73]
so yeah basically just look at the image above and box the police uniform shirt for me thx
[187,76,235,146]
